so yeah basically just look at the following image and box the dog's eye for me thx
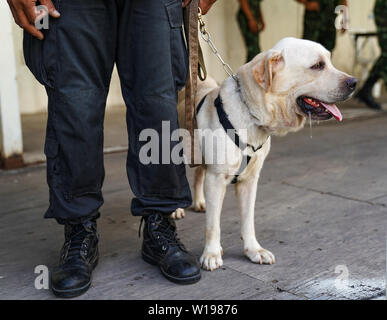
[311,61,325,70]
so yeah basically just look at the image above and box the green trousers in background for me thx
[302,0,340,52]
[237,0,262,62]
[366,0,387,86]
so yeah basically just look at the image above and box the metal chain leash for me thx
[198,8,237,80]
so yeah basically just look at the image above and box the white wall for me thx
[203,0,378,84]
[6,0,379,114]
[0,4,23,158]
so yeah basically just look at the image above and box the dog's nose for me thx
[345,77,357,91]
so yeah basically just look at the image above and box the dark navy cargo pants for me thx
[23,0,192,222]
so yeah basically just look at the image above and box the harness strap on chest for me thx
[197,94,266,184]
[196,95,207,115]
[215,95,245,150]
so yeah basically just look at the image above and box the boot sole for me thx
[51,255,99,299]
[142,251,201,285]
[52,280,92,299]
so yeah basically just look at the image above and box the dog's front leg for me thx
[200,171,227,271]
[235,176,275,265]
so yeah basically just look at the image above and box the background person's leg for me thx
[374,1,387,87]
[116,0,192,217]
[302,11,320,44]
[375,30,387,87]
[317,22,336,52]
[237,11,260,62]
[23,0,118,222]
[355,30,386,110]
[246,30,260,62]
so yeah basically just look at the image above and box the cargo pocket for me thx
[44,138,82,201]
[165,0,189,91]
[44,138,60,189]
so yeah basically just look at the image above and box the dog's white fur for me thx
[172,38,355,271]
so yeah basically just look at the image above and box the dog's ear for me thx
[253,50,285,92]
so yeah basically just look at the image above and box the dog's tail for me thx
[177,76,218,127]
[195,76,218,106]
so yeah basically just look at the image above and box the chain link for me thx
[198,8,237,80]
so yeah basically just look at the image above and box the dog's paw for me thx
[200,247,223,271]
[169,208,185,220]
[244,247,275,265]
[193,200,206,212]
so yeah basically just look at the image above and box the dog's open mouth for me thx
[297,96,343,122]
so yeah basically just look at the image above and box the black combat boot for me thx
[51,218,99,298]
[141,213,201,284]
[355,76,382,110]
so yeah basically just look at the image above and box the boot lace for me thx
[139,214,185,250]
[62,220,96,261]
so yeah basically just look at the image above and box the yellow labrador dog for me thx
[174,37,357,271]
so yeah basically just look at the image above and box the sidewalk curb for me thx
[2,108,387,173]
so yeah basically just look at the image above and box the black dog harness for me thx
[196,94,268,184]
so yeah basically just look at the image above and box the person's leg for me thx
[318,1,338,52]
[29,1,118,222]
[355,58,382,110]
[318,26,336,52]
[23,0,118,297]
[374,1,387,87]
[237,11,259,62]
[355,31,385,110]
[304,11,335,52]
[246,30,260,62]
[376,30,387,87]
[116,0,192,218]
[115,0,200,284]
[302,11,320,43]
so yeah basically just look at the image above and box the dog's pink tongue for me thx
[320,102,343,122]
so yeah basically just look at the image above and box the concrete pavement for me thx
[0,113,386,300]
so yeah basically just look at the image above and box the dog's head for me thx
[238,37,357,135]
